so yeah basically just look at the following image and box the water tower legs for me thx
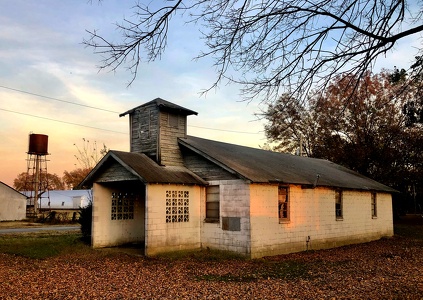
[26,153,50,216]
[26,133,50,218]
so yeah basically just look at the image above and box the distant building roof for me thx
[24,189,91,209]
[179,135,397,193]
[119,98,198,117]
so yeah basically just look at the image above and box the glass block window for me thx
[166,190,189,223]
[111,192,135,220]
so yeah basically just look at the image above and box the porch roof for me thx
[80,150,207,187]
[179,136,397,193]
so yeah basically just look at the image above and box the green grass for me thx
[0,233,89,259]
[1,221,420,264]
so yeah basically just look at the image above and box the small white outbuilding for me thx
[0,181,27,221]
[39,190,91,210]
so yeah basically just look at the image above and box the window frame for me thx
[111,192,135,221]
[205,185,220,223]
[335,189,343,220]
[371,192,377,218]
[278,186,290,223]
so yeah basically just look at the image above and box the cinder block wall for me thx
[201,180,251,255]
[91,183,145,248]
[249,184,393,258]
[145,184,202,256]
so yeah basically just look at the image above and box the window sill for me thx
[279,219,290,224]
[336,217,344,221]
[372,216,378,219]
[204,218,220,223]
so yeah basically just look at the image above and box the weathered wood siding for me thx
[95,160,140,183]
[129,103,159,158]
[128,104,188,166]
[182,148,239,181]
[158,111,187,166]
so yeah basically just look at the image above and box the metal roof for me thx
[39,190,90,209]
[81,150,207,186]
[119,98,198,117]
[179,136,397,193]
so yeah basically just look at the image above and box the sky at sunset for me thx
[0,1,419,187]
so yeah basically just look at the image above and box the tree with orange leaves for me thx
[13,172,64,191]
[263,70,423,201]
[62,168,92,190]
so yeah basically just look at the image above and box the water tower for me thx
[26,133,50,215]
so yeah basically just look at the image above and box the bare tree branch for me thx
[84,0,423,102]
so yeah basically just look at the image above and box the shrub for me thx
[78,200,92,243]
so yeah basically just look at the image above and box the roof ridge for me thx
[120,98,197,117]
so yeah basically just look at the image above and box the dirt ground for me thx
[0,216,422,299]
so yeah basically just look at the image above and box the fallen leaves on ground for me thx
[1,227,422,299]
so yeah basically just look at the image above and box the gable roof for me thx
[0,181,27,198]
[179,136,397,193]
[80,150,207,187]
[119,98,198,117]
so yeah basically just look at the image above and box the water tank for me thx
[28,134,48,155]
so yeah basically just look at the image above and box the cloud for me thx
[5,0,418,187]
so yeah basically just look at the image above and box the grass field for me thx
[0,216,421,260]
[0,232,87,259]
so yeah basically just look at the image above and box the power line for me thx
[0,108,127,134]
[0,85,120,114]
[2,106,262,135]
[189,124,261,134]
[1,84,262,135]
